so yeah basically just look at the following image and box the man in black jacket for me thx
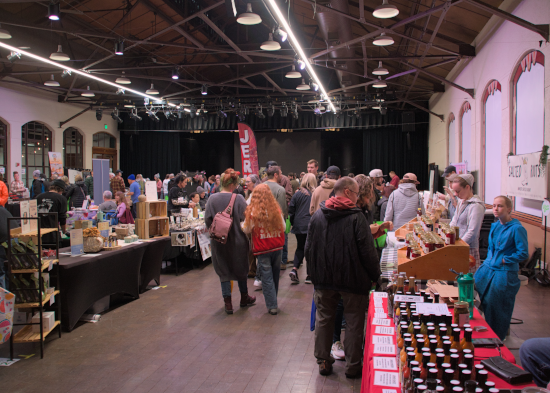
[305,177,381,378]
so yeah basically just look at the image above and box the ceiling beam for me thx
[401,62,474,98]
[401,99,444,122]
[388,0,464,29]
[59,106,92,128]
[312,55,463,62]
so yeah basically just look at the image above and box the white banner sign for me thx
[507,151,547,201]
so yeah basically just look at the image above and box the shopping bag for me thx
[285,217,291,234]
[0,287,15,344]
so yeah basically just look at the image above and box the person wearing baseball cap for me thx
[450,173,485,272]
[442,165,457,179]
[127,174,140,218]
[383,172,425,230]
[440,173,459,220]
[369,169,386,219]
[36,178,68,247]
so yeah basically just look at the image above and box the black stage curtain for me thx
[119,132,180,179]
[180,132,235,176]
[362,114,429,190]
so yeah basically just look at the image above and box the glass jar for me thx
[453,302,470,327]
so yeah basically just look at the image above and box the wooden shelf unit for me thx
[14,290,60,309]
[12,259,59,274]
[135,217,169,239]
[137,201,167,220]
[13,321,61,343]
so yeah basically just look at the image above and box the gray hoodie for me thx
[449,195,485,250]
[384,183,424,230]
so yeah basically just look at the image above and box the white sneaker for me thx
[254,279,262,287]
[331,341,345,360]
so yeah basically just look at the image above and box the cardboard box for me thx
[31,311,56,333]
[81,220,93,229]
[115,227,129,237]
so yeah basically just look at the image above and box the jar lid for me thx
[454,301,469,308]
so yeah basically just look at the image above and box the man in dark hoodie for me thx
[305,177,381,378]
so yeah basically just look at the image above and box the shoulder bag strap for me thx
[225,193,238,216]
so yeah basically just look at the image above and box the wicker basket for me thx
[83,237,104,253]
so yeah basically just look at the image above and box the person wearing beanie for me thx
[127,174,140,218]
[30,169,45,199]
[196,186,208,210]
[36,179,68,248]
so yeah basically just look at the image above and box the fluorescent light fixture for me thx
[285,65,301,78]
[373,0,399,19]
[0,24,11,40]
[373,33,394,46]
[49,45,70,61]
[260,33,281,51]
[372,105,381,110]
[44,74,59,87]
[114,40,124,55]
[373,77,387,88]
[237,3,262,25]
[48,2,60,21]
[0,41,163,102]
[81,86,95,97]
[372,61,389,76]
[124,103,135,108]
[265,0,336,112]
[116,71,131,84]
[146,83,159,95]
[296,79,310,90]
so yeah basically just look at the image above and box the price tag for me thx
[394,295,424,303]
[375,326,395,335]
[384,390,399,393]
[374,371,400,387]
[373,300,383,307]
[375,307,386,313]
[372,335,393,345]
[373,292,388,298]
[48,259,53,271]
[373,357,397,371]
[374,313,388,319]
[372,318,391,326]
[373,344,396,355]
[50,294,55,306]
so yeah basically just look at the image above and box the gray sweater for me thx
[384,183,425,230]
[449,195,485,250]
[266,180,288,218]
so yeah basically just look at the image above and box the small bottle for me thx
[434,293,440,303]
[414,378,425,393]
[459,369,472,386]
[484,381,496,393]
[450,354,460,379]
[450,380,461,392]
[428,368,438,381]
[429,340,438,363]
[426,379,438,393]
[418,385,428,393]
[420,352,431,380]
[436,354,446,377]
[427,326,436,343]
[443,369,455,393]
[464,380,477,393]
[403,352,416,385]
[407,366,421,393]
[461,329,475,353]
[420,315,429,335]
[416,340,425,361]
[453,387,464,393]
[438,328,448,348]
[463,354,474,370]
[402,339,413,361]
[475,366,487,383]
[443,341,451,363]
[451,329,462,353]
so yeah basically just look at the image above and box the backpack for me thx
[31,180,45,199]
[209,194,237,244]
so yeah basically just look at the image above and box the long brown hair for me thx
[244,184,284,236]
[116,191,128,206]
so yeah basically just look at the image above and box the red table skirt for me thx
[360,294,535,393]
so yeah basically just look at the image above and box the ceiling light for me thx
[237,3,262,25]
[260,33,281,51]
[49,45,70,61]
[81,86,95,97]
[61,69,71,78]
[114,40,124,55]
[171,68,179,80]
[373,77,387,88]
[115,71,131,84]
[296,79,310,90]
[130,109,142,121]
[372,61,389,76]
[373,33,394,46]
[310,81,319,92]
[280,105,288,117]
[275,27,287,42]
[380,105,387,115]
[48,2,60,21]
[146,83,159,95]
[373,0,399,19]
[308,98,320,104]
[267,104,275,117]
[116,88,125,95]
[44,74,59,87]
[297,59,306,70]
[124,103,135,108]
[96,108,102,121]
[0,24,11,40]
[285,65,301,79]
[201,84,208,95]
[7,51,20,63]
[217,108,227,119]
[0,41,161,102]
[111,109,123,124]
[372,105,381,110]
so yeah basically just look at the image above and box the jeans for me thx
[520,338,550,387]
[282,233,288,263]
[220,280,248,298]
[292,234,307,269]
[131,204,137,219]
[257,250,282,309]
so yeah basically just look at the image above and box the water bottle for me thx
[451,269,475,318]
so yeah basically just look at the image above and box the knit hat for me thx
[196,186,205,194]
[128,174,136,180]
[52,179,67,191]
[456,173,475,188]
[33,169,41,177]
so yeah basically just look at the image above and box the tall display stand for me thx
[136,201,169,239]
[6,214,61,359]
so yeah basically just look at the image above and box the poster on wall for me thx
[48,152,63,178]
[507,151,548,201]
[450,162,468,175]
[237,123,260,178]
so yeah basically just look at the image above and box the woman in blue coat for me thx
[475,195,528,340]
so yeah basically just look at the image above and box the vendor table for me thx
[139,237,170,293]
[360,293,535,393]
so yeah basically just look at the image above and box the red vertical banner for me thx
[238,123,260,177]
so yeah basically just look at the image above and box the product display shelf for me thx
[137,200,167,220]
[7,214,62,360]
[395,218,470,281]
[136,217,170,239]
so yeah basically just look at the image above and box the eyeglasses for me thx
[346,188,359,197]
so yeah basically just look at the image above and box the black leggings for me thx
[293,233,307,269]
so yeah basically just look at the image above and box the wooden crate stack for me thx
[135,201,169,239]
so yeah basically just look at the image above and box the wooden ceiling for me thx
[0,0,544,116]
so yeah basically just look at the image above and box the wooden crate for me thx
[135,217,169,239]
[137,201,167,219]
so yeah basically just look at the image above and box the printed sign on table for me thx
[20,200,30,234]
[28,199,37,233]
[145,181,158,201]
[70,229,84,256]
[374,371,400,387]
[98,221,110,238]
[373,357,397,371]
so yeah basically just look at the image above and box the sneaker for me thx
[289,269,299,284]
[304,275,312,284]
[280,263,287,270]
[268,309,278,315]
[318,360,332,376]
[331,341,345,360]
[253,279,262,289]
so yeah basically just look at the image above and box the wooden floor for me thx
[1,234,549,393]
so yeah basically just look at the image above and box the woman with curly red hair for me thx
[243,184,286,315]
[205,168,256,314]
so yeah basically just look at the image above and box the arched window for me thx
[513,51,545,216]
[0,119,7,179]
[22,121,52,188]
[92,132,117,171]
[63,127,84,168]
[448,113,456,165]
[482,81,502,204]
[459,102,472,167]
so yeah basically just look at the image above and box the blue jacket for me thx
[484,218,528,271]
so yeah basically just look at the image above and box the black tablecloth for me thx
[139,237,170,293]
[58,243,148,331]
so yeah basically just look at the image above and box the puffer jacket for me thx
[305,200,381,295]
[289,188,312,234]
[66,181,88,209]
[310,178,337,215]
[384,183,424,230]
[378,196,389,223]
[449,195,486,249]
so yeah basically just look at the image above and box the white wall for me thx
[0,81,119,184]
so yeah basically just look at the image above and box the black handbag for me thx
[480,356,533,385]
